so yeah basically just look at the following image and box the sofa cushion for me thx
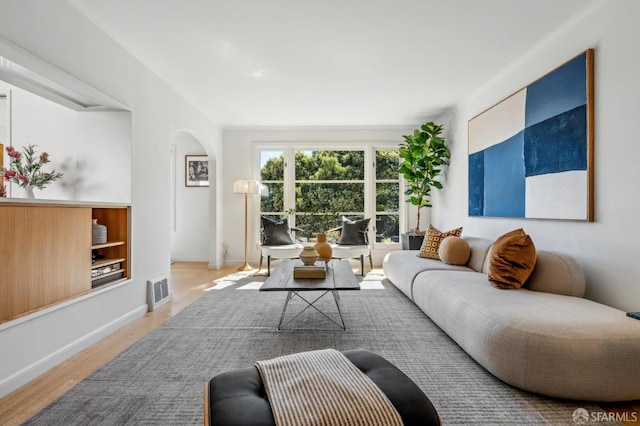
[418,225,463,259]
[410,269,640,401]
[261,216,294,245]
[487,229,536,289]
[463,236,495,273]
[438,236,470,266]
[383,250,472,300]
[524,251,585,297]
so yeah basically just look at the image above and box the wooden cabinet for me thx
[0,201,130,323]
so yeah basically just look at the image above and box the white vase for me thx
[23,186,35,199]
[92,219,108,245]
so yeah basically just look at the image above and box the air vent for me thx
[147,275,172,311]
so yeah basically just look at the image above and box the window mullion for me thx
[364,147,373,236]
[284,147,296,223]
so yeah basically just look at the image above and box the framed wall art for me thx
[468,49,594,221]
[185,155,209,187]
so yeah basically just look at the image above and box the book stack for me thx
[293,264,326,279]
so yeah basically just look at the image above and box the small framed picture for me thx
[185,155,209,187]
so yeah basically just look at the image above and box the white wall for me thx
[222,126,416,267]
[0,81,132,201]
[171,131,210,261]
[0,0,222,397]
[435,0,640,311]
[76,111,132,203]
[2,81,76,199]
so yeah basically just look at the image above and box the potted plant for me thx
[398,122,451,249]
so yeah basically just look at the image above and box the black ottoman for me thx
[205,349,441,426]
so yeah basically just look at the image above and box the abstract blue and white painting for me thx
[468,50,593,221]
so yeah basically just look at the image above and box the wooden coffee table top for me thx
[260,259,360,291]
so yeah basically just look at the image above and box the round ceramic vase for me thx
[314,233,333,261]
[300,246,319,265]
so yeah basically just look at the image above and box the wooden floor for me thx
[0,262,239,426]
[0,261,638,425]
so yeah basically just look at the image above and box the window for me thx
[294,150,365,239]
[257,145,401,247]
[259,150,286,224]
[375,149,400,243]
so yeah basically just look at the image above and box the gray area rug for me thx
[27,271,619,425]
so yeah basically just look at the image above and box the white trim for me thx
[0,304,147,398]
[0,36,128,111]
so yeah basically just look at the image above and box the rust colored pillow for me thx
[418,224,463,259]
[438,236,471,265]
[488,229,537,289]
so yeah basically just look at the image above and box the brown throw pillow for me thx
[488,228,537,289]
[418,224,463,259]
[438,236,471,265]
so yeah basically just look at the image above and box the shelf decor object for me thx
[92,219,107,245]
[233,179,262,271]
[468,49,594,221]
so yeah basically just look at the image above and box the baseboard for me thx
[0,304,148,399]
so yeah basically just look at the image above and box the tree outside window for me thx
[259,146,400,245]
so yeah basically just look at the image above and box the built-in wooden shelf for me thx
[91,269,125,282]
[92,241,125,250]
[0,202,130,323]
[92,258,126,269]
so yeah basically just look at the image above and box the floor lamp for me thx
[233,179,261,271]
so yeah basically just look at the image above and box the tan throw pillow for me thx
[438,236,471,265]
[418,224,463,259]
[488,228,537,289]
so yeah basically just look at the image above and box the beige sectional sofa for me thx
[383,236,640,402]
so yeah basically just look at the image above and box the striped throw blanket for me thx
[255,349,403,426]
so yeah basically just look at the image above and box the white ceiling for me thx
[73,0,597,127]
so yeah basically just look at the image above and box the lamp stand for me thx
[238,192,252,271]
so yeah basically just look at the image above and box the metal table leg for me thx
[277,291,293,330]
[277,290,347,330]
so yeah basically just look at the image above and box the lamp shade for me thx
[233,179,261,194]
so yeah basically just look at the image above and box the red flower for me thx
[3,144,63,188]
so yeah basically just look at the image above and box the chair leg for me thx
[259,255,264,272]
[360,255,364,276]
[267,256,271,277]
[369,253,373,270]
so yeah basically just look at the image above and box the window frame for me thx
[373,147,402,246]
[255,142,403,250]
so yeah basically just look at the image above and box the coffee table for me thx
[260,259,360,330]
